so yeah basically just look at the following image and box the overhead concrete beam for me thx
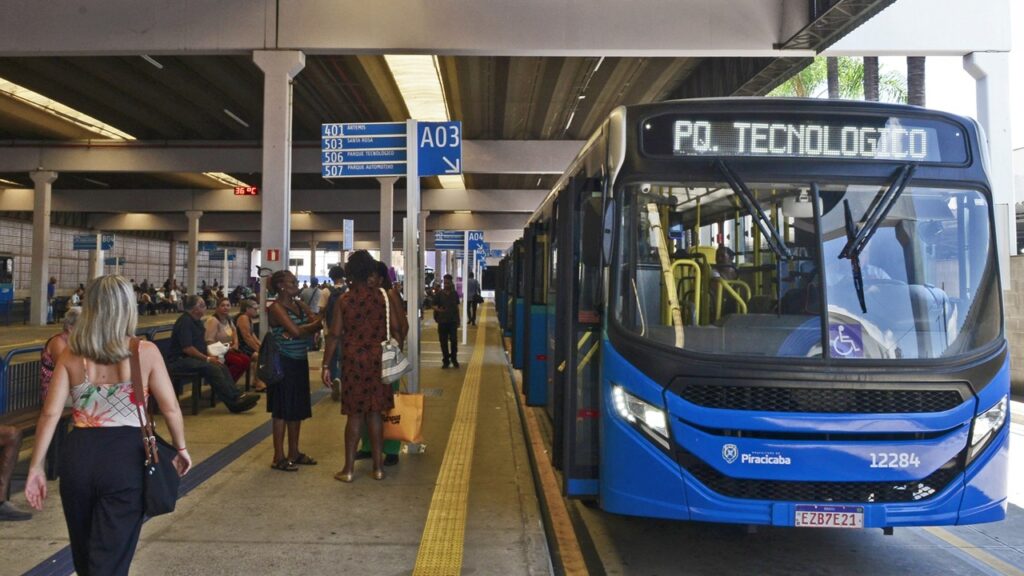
[166,230,518,252]
[1,1,812,57]
[0,187,548,213]
[89,211,530,233]
[0,140,582,174]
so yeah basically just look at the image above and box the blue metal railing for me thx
[0,326,168,414]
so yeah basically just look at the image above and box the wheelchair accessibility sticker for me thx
[829,324,863,358]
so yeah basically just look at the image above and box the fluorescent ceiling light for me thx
[0,76,251,188]
[454,210,472,215]
[0,77,135,140]
[205,172,249,188]
[223,108,249,128]
[0,178,22,187]
[385,55,465,190]
[140,55,164,70]
[82,177,109,187]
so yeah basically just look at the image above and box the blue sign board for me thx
[198,241,218,252]
[322,122,405,137]
[321,136,406,151]
[318,241,342,251]
[209,250,236,261]
[417,121,463,177]
[487,249,505,258]
[323,163,406,178]
[467,230,485,251]
[321,149,407,165]
[434,230,465,250]
[343,219,354,251]
[73,234,114,251]
[103,257,127,266]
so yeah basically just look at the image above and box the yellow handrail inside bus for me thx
[646,202,684,347]
[671,259,701,325]
[714,278,750,320]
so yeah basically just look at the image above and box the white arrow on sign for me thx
[443,158,461,174]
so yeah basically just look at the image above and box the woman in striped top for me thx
[267,270,323,471]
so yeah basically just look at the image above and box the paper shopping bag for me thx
[383,393,424,443]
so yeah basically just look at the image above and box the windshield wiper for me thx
[838,163,916,261]
[715,160,791,261]
[842,198,867,313]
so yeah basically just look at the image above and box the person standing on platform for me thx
[353,261,408,466]
[24,275,191,574]
[267,270,322,472]
[321,265,348,401]
[166,296,259,413]
[323,251,397,482]
[0,426,31,521]
[466,271,481,326]
[434,274,460,368]
[47,276,57,324]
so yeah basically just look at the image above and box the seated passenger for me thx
[713,245,738,280]
[205,297,250,383]
[166,296,259,413]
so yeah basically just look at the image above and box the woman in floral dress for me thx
[322,250,398,482]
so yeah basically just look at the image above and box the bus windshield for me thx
[613,179,1000,360]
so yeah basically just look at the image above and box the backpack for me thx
[257,331,285,386]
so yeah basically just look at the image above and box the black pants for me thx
[60,427,146,576]
[438,321,458,365]
[167,356,242,404]
[468,301,478,324]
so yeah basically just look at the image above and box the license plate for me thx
[794,505,864,528]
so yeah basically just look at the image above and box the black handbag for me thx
[130,338,181,517]
[257,330,285,386]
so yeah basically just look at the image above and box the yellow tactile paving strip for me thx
[924,527,1024,576]
[412,306,488,576]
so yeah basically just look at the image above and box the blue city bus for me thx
[508,98,1009,529]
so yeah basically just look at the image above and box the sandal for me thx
[292,453,318,466]
[270,458,298,472]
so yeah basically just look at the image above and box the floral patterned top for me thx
[71,359,147,428]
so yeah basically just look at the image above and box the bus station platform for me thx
[3,303,1024,575]
[0,305,550,575]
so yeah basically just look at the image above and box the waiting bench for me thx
[0,346,72,499]
[152,336,216,416]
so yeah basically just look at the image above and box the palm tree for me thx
[907,57,925,106]
[827,57,840,99]
[770,57,906,103]
[863,57,879,101]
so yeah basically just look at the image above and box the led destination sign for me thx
[641,114,967,164]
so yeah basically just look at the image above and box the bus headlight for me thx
[968,396,1008,463]
[612,385,669,449]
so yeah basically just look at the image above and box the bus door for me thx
[523,219,549,406]
[555,176,604,496]
[511,239,526,369]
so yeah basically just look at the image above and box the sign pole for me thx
[405,119,421,394]
[461,234,469,345]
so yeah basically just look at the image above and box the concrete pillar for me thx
[168,239,178,283]
[222,251,230,291]
[310,235,317,283]
[378,177,397,265]
[185,210,202,296]
[87,233,103,280]
[964,52,1014,289]
[254,49,305,337]
[29,170,57,326]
